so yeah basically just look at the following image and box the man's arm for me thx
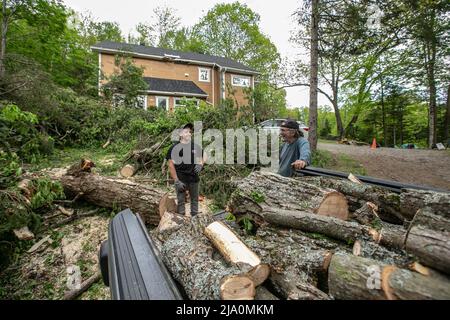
[291,139,311,170]
[168,159,178,181]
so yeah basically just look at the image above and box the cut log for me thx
[228,171,349,221]
[120,164,138,178]
[403,205,450,274]
[328,253,450,300]
[220,275,255,300]
[253,207,406,251]
[302,176,404,223]
[155,211,187,242]
[157,215,258,300]
[50,171,167,225]
[405,225,450,274]
[204,221,270,286]
[400,188,450,222]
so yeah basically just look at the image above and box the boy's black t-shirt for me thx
[166,142,203,183]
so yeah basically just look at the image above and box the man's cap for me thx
[183,123,194,131]
[280,119,299,130]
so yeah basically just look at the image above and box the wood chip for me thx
[13,226,35,240]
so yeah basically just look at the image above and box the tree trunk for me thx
[253,208,405,251]
[328,253,450,300]
[308,0,319,152]
[302,176,404,224]
[52,171,167,225]
[380,75,387,146]
[156,215,256,300]
[228,171,349,221]
[445,84,450,143]
[0,0,8,79]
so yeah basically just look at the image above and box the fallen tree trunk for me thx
[51,171,167,225]
[249,207,406,251]
[157,215,257,300]
[229,171,349,221]
[328,253,450,300]
[302,176,404,223]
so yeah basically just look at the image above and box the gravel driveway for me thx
[318,142,450,191]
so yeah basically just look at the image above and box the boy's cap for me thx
[183,123,194,130]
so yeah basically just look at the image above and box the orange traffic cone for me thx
[371,137,377,149]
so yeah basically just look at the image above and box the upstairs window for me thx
[199,68,210,82]
[231,75,251,87]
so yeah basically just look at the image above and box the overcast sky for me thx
[63,0,330,108]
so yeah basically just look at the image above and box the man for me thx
[166,123,204,216]
[278,119,311,177]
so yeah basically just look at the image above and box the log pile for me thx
[223,171,450,300]
[49,163,450,300]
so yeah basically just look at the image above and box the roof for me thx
[144,77,207,97]
[91,41,258,75]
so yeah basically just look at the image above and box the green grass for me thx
[312,149,367,175]
[27,146,129,176]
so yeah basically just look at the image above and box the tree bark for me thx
[251,207,406,251]
[52,171,167,225]
[228,171,349,221]
[0,0,8,79]
[308,0,319,152]
[399,188,450,222]
[156,215,257,300]
[445,84,450,143]
[404,206,450,275]
[302,176,405,224]
[328,253,450,300]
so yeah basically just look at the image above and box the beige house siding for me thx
[99,52,254,108]
[224,73,253,108]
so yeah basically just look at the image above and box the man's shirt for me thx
[166,141,203,183]
[278,137,311,177]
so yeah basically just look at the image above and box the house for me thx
[91,41,258,111]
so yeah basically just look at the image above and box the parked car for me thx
[257,119,309,139]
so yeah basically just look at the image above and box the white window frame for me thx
[198,67,210,82]
[156,96,169,111]
[231,74,251,87]
[174,97,200,108]
[135,95,148,110]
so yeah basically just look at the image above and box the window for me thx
[231,75,251,87]
[198,68,210,82]
[156,96,169,111]
[135,95,147,110]
[174,97,199,108]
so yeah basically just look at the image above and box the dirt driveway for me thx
[318,142,450,191]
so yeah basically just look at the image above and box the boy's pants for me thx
[176,182,199,216]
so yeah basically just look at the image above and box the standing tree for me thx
[309,0,319,151]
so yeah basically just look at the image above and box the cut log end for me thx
[247,264,271,286]
[120,164,137,178]
[316,192,349,221]
[159,193,178,217]
[220,275,256,300]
